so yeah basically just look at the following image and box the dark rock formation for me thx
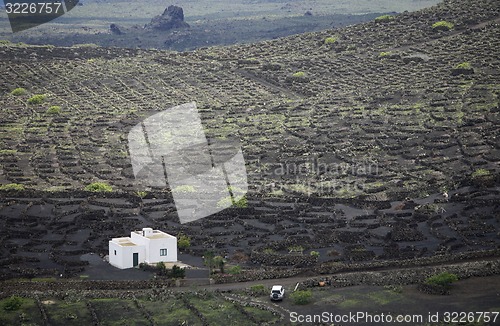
[146,5,190,31]
[110,24,123,35]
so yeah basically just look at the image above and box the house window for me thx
[114,250,117,255]
[160,249,168,256]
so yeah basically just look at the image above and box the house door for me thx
[133,253,139,267]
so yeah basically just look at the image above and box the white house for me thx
[109,228,177,269]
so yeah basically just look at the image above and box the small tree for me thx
[290,290,312,305]
[177,234,191,250]
[169,265,185,278]
[3,296,23,311]
[204,251,215,276]
[213,255,225,274]
[156,262,167,276]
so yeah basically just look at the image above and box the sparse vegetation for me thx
[432,20,454,31]
[379,51,393,57]
[249,284,266,295]
[84,182,113,192]
[290,290,313,305]
[324,36,338,44]
[375,14,394,22]
[10,87,27,96]
[288,245,304,254]
[3,296,23,311]
[0,183,24,191]
[228,265,242,275]
[310,250,320,258]
[46,105,61,114]
[292,71,306,78]
[217,196,248,208]
[27,94,46,105]
[456,62,472,70]
[426,272,458,288]
[471,168,490,178]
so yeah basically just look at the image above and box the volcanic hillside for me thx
[0,0,499,278]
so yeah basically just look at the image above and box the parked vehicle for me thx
[270,285,285,301]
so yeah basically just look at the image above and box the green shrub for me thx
[324,36,338,44]
[46,105,61,114]
[456,62,471,69]
[426,272,458,288]
[379,51,393,57]
[290,290,313,305]
[228,265,242,275]
[292,71,306,78]
[310,251,320,258]
[432,21,454,31]
[0,40,11,45]
[177,234,191,250]
[170,265,185,278]
[3,296,23,311]
[10,87,27,96]
[249,284,266,295]
[217,196,248,208]
[27,94,46,105]
[471,169,490,178]
[288,245,304,254]
[375,15,394,22]
[84,182,112,192]
[0,183,24,191]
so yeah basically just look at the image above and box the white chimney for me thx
[142,227,153,237]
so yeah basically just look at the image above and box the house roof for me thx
[112,237,139,247]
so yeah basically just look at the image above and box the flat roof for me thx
[112,237,139,247]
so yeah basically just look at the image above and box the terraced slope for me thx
[0,0,498,199]
[0,0,499,278]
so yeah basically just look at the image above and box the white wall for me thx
[148,235,177,263]
[108,240,146,269]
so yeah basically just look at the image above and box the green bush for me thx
[426,272,458,288]
[292,71,306,78]
[84,182,112,192]
[310,251,320,258]
[379,51,393,57]
[170,265,185,278]
[249,284,266,295]
[3,296,23,311]
[217,196,248,208]
[455,62,472,70]
[177,234,191,250]
[46,105,61,114]
[0,183,24,191]
[228,265,242,275]
[324,36,338,44]
[10,87,27,96]
[290,290,313,305]
[27,94,46,105]
[472,169,490,178]
[432,21,454,31]
[375,15,394,22]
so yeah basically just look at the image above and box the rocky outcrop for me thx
[146,5,190,31]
